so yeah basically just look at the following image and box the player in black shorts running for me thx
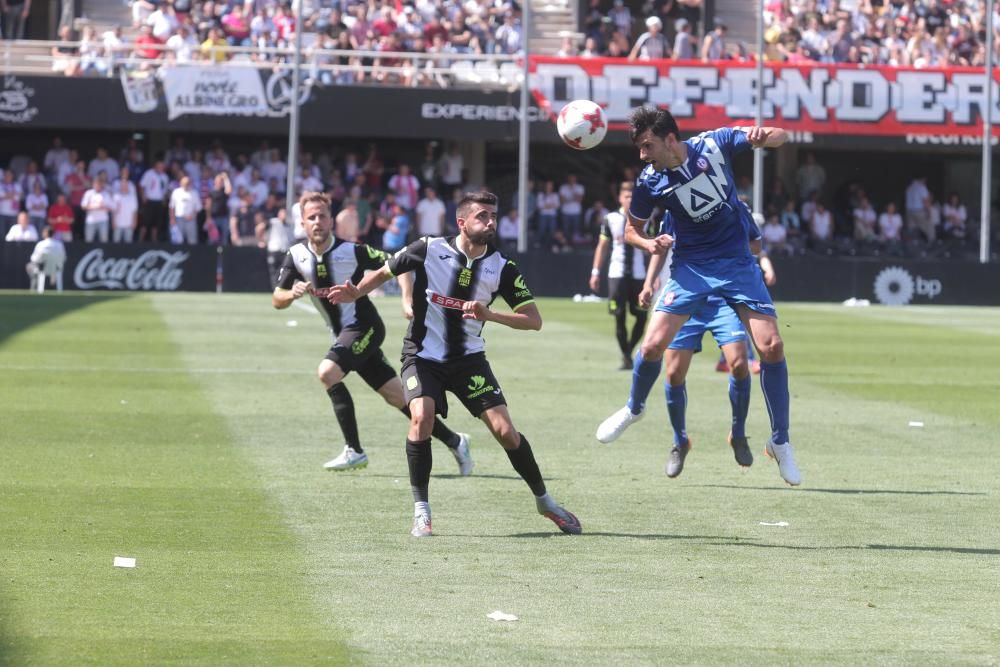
[273,192,472,474]
[330,190,581,537]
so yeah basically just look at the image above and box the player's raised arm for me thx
[737,126,788,149]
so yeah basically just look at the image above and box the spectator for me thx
[64,159,91,236]
[0,171,23,236]
[498,208,519,251]
[27,226,67,292]
[111,176,139,243]
[169,175,202,244]
[629,16,669,60]
[2,0,30,40]
[437,143,463,191]
[701,18,729,61]
[537,179,560,250]
[796,152,826,201]
[852,192,878,242]
[5,212,38,243]
[672,18,697,60]
[47,193,74,242]
[81,176,113,243]
[942,192,967,240]
[139,160,169,242]
[904,176,934,242]
[24,181,48,232]
[88,148,118,182]
[761,213,789,254]
[51,26,80,76]
[134,24,164,60]
[166,24,198,62]
[335,198,360,242]
[608,0,633,40]
[415,186,446,237]
[810,200,833,243]
[201,27,228,63]
[878,201,903,243]
[388,164,421,213]
[558,173,585,244]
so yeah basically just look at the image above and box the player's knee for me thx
[729,355,749,378]
[757,336,784,361]
[494,425,520,450]
[640,340,666,361]
[317,365,339,387]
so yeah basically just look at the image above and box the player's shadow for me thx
[692,484,987,496]
[364,473,524,481]
[501,532,1000,555]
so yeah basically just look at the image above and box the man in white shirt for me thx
[43,137,70,180]
[81,177,113,243]
[879,202,903,242]
[904,176,934,242]
[169,176,202,245]
[87,147,119,182]
[558,173,585,243]
[112,176,139,243]
[388,164,421,213]
[27,227,67,292]
[166,24,197,62]
[294,166,323,196]
[5,211,39,242]
[415,186,446,236]
[262,149,287,187]
[247,168,269,208]
[139,160,169,242]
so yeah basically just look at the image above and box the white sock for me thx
[535,492,555,510]
[414,501,430,518]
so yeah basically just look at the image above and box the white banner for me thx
[162,66,270,120]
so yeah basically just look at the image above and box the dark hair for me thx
[456,190,498,219]
[627,106,679,144]
[619,181,634,192]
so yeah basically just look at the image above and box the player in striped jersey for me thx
[272,192,472,474]
[330,190,581,538]
[589,182,649,370]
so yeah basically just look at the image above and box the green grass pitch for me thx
[1,292,998,665]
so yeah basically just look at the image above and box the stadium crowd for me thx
[0,135,973,260]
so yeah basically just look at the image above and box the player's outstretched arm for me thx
[272,280,312,309]
[741,126,788,149]
[624,212,673,255]
[462,300,542,331]
[329,266,394,304]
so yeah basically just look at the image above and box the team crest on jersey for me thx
[696,157,709,171]
[317,263,328,278]
[458,267,472,287]
[662,290,676,306]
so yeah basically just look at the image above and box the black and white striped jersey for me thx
[276,238,388,336]
[600,210,647,280]
[387,236,535,363]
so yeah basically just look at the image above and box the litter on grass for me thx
[113,556,136,568]
[286,320,298,327]
[487,610,518,622]
[908,421,924,427]
[759,521,789,527]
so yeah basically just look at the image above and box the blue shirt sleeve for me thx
[629,174,655,221]
[658,211,675,236]
[711,127,752,158]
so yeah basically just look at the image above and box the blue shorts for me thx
[654,256,777,318]
[669,297,747,352]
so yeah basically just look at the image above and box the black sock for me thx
[614,311,630,359]
[327,383,362,453]
[406,438,432,502]
[629,311,648,352]
[505,433,546,496]
[400,407,459,449]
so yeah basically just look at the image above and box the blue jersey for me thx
[631,127,753,263]
[657,204,760,269]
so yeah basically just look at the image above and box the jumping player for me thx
[595,107,801,486]
[272,192,473,474]
[589,181,648,370]
[329,190,581,537]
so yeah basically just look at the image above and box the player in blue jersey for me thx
[595,106,801,486]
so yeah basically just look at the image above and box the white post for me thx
[285,0,304,216]
[516,2,531,254]
[752,0,765,217]
[981,0,994,264]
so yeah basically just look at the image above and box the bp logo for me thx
[872,266,942,306]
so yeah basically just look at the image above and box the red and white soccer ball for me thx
[556,100,607,150]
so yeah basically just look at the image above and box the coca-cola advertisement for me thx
[0,242,217,292]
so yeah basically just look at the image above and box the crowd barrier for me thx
[2,241,998,305]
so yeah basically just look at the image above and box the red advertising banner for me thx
[529,57,1000,138]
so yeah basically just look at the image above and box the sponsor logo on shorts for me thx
[351,327,375,354]
[466,374,496,399]
[662,290,676,306]
[405,375,419,390]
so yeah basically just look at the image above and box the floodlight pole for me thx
[285,0,304,216]
[752,0,764,217]
[981,0,994,264]
[516,2,531,254]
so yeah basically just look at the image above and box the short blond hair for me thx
[299,191,331,213]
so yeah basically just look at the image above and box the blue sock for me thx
[729,374,751,439]
[627,351,662,415]
[665,382,687,446]
[759,359,790,444]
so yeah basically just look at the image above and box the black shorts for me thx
[608,277,643,315]
[325,320,397,390]
[400,352,506,419]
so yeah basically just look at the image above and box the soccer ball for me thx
[556,100,607,150]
